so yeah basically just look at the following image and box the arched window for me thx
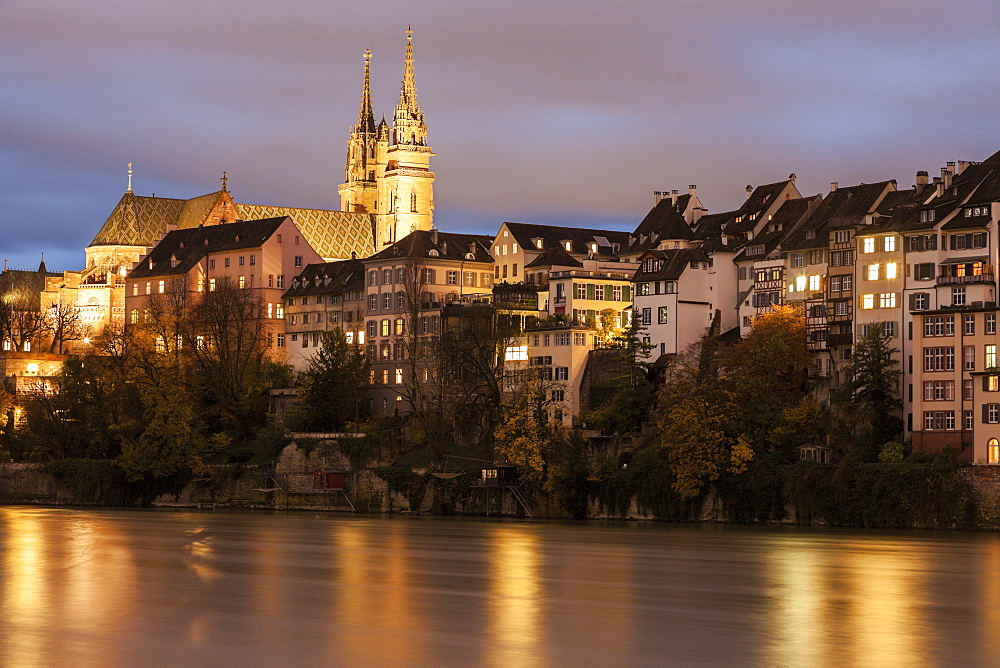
[410,192,418,212]
[989,438,999,464]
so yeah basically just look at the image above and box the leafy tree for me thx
[295,329,370,431]
[584,319,654,435]
[495,379,564,480]
[834,322,902,459]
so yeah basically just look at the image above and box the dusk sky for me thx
[2,0,997,271]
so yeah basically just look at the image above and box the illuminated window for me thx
[989,439,1000,464]
[130,309,138,324]
[886,263,897,279]
[861,294,874,309]
[879,293,896,308]
[209,278,217,291]
[505,345,528,361]
[395,318,405,335]
[862,238,876,253]
[395,368,404,385]
[132,283,138,296]
[276,303,284,318]
[808,275,821,291]
[564,241,572,251]
[381,319,390,337]
[867,264,879,280]
[794,275,806,292]
[884,236,896,252]
[238,276,246,288]
[197,278,204,292]
[987,344,997,369]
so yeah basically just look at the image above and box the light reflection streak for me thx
[1,509,49,666]
[488,527,542,666]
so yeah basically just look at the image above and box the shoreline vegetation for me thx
[2,306,994,529]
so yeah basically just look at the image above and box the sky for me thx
[1,0,998,271]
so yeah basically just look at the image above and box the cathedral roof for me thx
[90,189,376,261]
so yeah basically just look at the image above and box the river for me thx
[0,507,998,666]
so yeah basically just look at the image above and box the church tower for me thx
[375,27,435,247]
[339,50,385,215]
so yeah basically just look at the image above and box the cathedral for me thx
[338,27,435,247]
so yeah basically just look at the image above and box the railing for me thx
[828,332,853,347]
[937,273,995,285]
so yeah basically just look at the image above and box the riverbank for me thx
[4,448,1000,529]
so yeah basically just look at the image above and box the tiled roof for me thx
[781,181,894,250]
[90,189,376,261]
[283,259,365,299]
[633,195,692,236]
[724,180,795,235]
[126,217,287,280]
[502,222,630,256]
[632,248,708,282]
[524,244,583,269]
[368,229,494,264]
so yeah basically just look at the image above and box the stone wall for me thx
[0,463,56,503]
[960,466,1000,528]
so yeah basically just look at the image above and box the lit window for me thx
[879,293,896,308]
[862,237,876,253]
[809,275,821,291]
[886,263,897,279]
[987,344,997,369]
[564,241,572,251]
[209,278,217,291]
[861,294,874,309]
[395,368,404,385]
[158,280,165,293]
[884,236,896,252]
[867,264,879,280]
[795,275,806,292]
[238,275,246,288]
[989,439,1000,464]
[505,345,528,361]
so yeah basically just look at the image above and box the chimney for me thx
[688,185,697,198]
[933,176,944,197]
[469,242,477,255]
[788,173,796,182]
[431,228,438,245]
[942,163,954,189]
[830,182,838,192]
[653,190,662,205]
[915,170,928,193]
[956,161,970,176]
[745,185,753,199]
[441,241,448,255]
[671,189,678,205]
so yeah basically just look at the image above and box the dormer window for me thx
[564,241,572,251]
[806,230,816,240]
[590,243,597,253]
[534,239,543,249]
[428,249,439,257]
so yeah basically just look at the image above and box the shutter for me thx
[909,294,916,311]
[624,285,631,301]
[985,376,990,392]
[984,404,990,424]
[587,284,595,300]
[606,284,614,301]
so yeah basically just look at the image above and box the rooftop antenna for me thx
[127,162,133,193]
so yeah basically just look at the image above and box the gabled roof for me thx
[368,229,494,264]
[781,181,895,250]
[724,179,797,235]
[90,191,189,247]
[126,217,288,280]
[235,204,375,260]
[622,199,696,257]
[633,195,693,236]
[501,222,630,255]
[283,258,366,299]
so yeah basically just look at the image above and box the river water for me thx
[1,507,998,666]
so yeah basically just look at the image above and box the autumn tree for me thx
[0,291,46,352]
[44,300,84,353]
[585,318,655,435]
[494,379,564,480]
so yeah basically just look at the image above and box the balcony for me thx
[828,332,853,347]
[936,273,995,286]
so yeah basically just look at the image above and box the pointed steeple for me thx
[399,26,418,112]
[126,162,133,193]
[38,252,47,274]
[356,49,376,133]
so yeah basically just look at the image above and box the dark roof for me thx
[126,217,288,280]
[502,222,630,255]
[632,248,709,282]
[724,180,796,235]
[368,229,494,263]
[781,181,895,250]
[633,195,692,236]
[524,244,583,269]
[283,259,365,299]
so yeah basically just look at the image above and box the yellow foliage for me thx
[729,436,754,475]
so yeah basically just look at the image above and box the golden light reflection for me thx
[980,540,1000,658]
[2,508,49,667]
[63,514,135,637]
[764,538,926,666]
[184,526,220,583]
[488,527,542,667]
[333,522,370,658]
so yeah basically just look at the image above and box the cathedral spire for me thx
[399,26,417,111]
[356,49,376,133]
[126,162,133,193]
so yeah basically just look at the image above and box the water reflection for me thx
[1,509,1000,665]
[488,527,542,666]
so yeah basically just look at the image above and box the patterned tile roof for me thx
[90,189,376,261]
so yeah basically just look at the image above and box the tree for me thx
[295,329,370,431]
[834,322,903,459]
[494,379,564,480]
[44,300,83,353]
[584,318,655,435]
[0,291,46,352]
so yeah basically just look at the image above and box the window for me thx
[861,294,874,310]
[985,376,1000,392]
[642,308,652,326]
[158,280,165,294]
[966,379,976,400]
[810,250,824,265]
[987,345,997,369]
[277,275,285,289]
[834,230,850,244]
[238,256,245,267]
[504,346,528,362]
[381,319,390,337]
[276,333,285,347]
[809,275,821,291]
[914,263,935,281]
[658,306,669,324]
[924,381,955,401]
[924,347,955,371]
[447,271,457,286]
[989,313,997,335]
[883,236,896,252]
[552,390,565,402]
[382,293,391,309]
[867,264,879,280]
[368,294,377,311]
[555,333,571,346]
[965,314,976,335]
[555,366,569,381]
[834,301,850,316]
[411,192,417,212]
[923,411,954,431]
[225,258,231,268]
[879,293,896,308]
[793,275,806,292]
[594,285,604,300]
[885,263,897,279]
[990,439,1000,464]
[249,254,256,265]
[911,293,929,311]
[210,259,216,270]
[862,237,876,253]
[238,275,246,288]
[396,368,404,385]
[841,275,852,292]
[209,278,217,291]
[421,268,435,284]
[924,316,954,337]
[953,287,966,306]
[367,321,377,338]
[792,253,804,268]
[985,404,1000,424]
[574,332,586,346]
[395,318,405,335]
[966,345,976,371]
[294,256,303,268]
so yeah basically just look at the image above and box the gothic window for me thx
[410,192,417,212]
